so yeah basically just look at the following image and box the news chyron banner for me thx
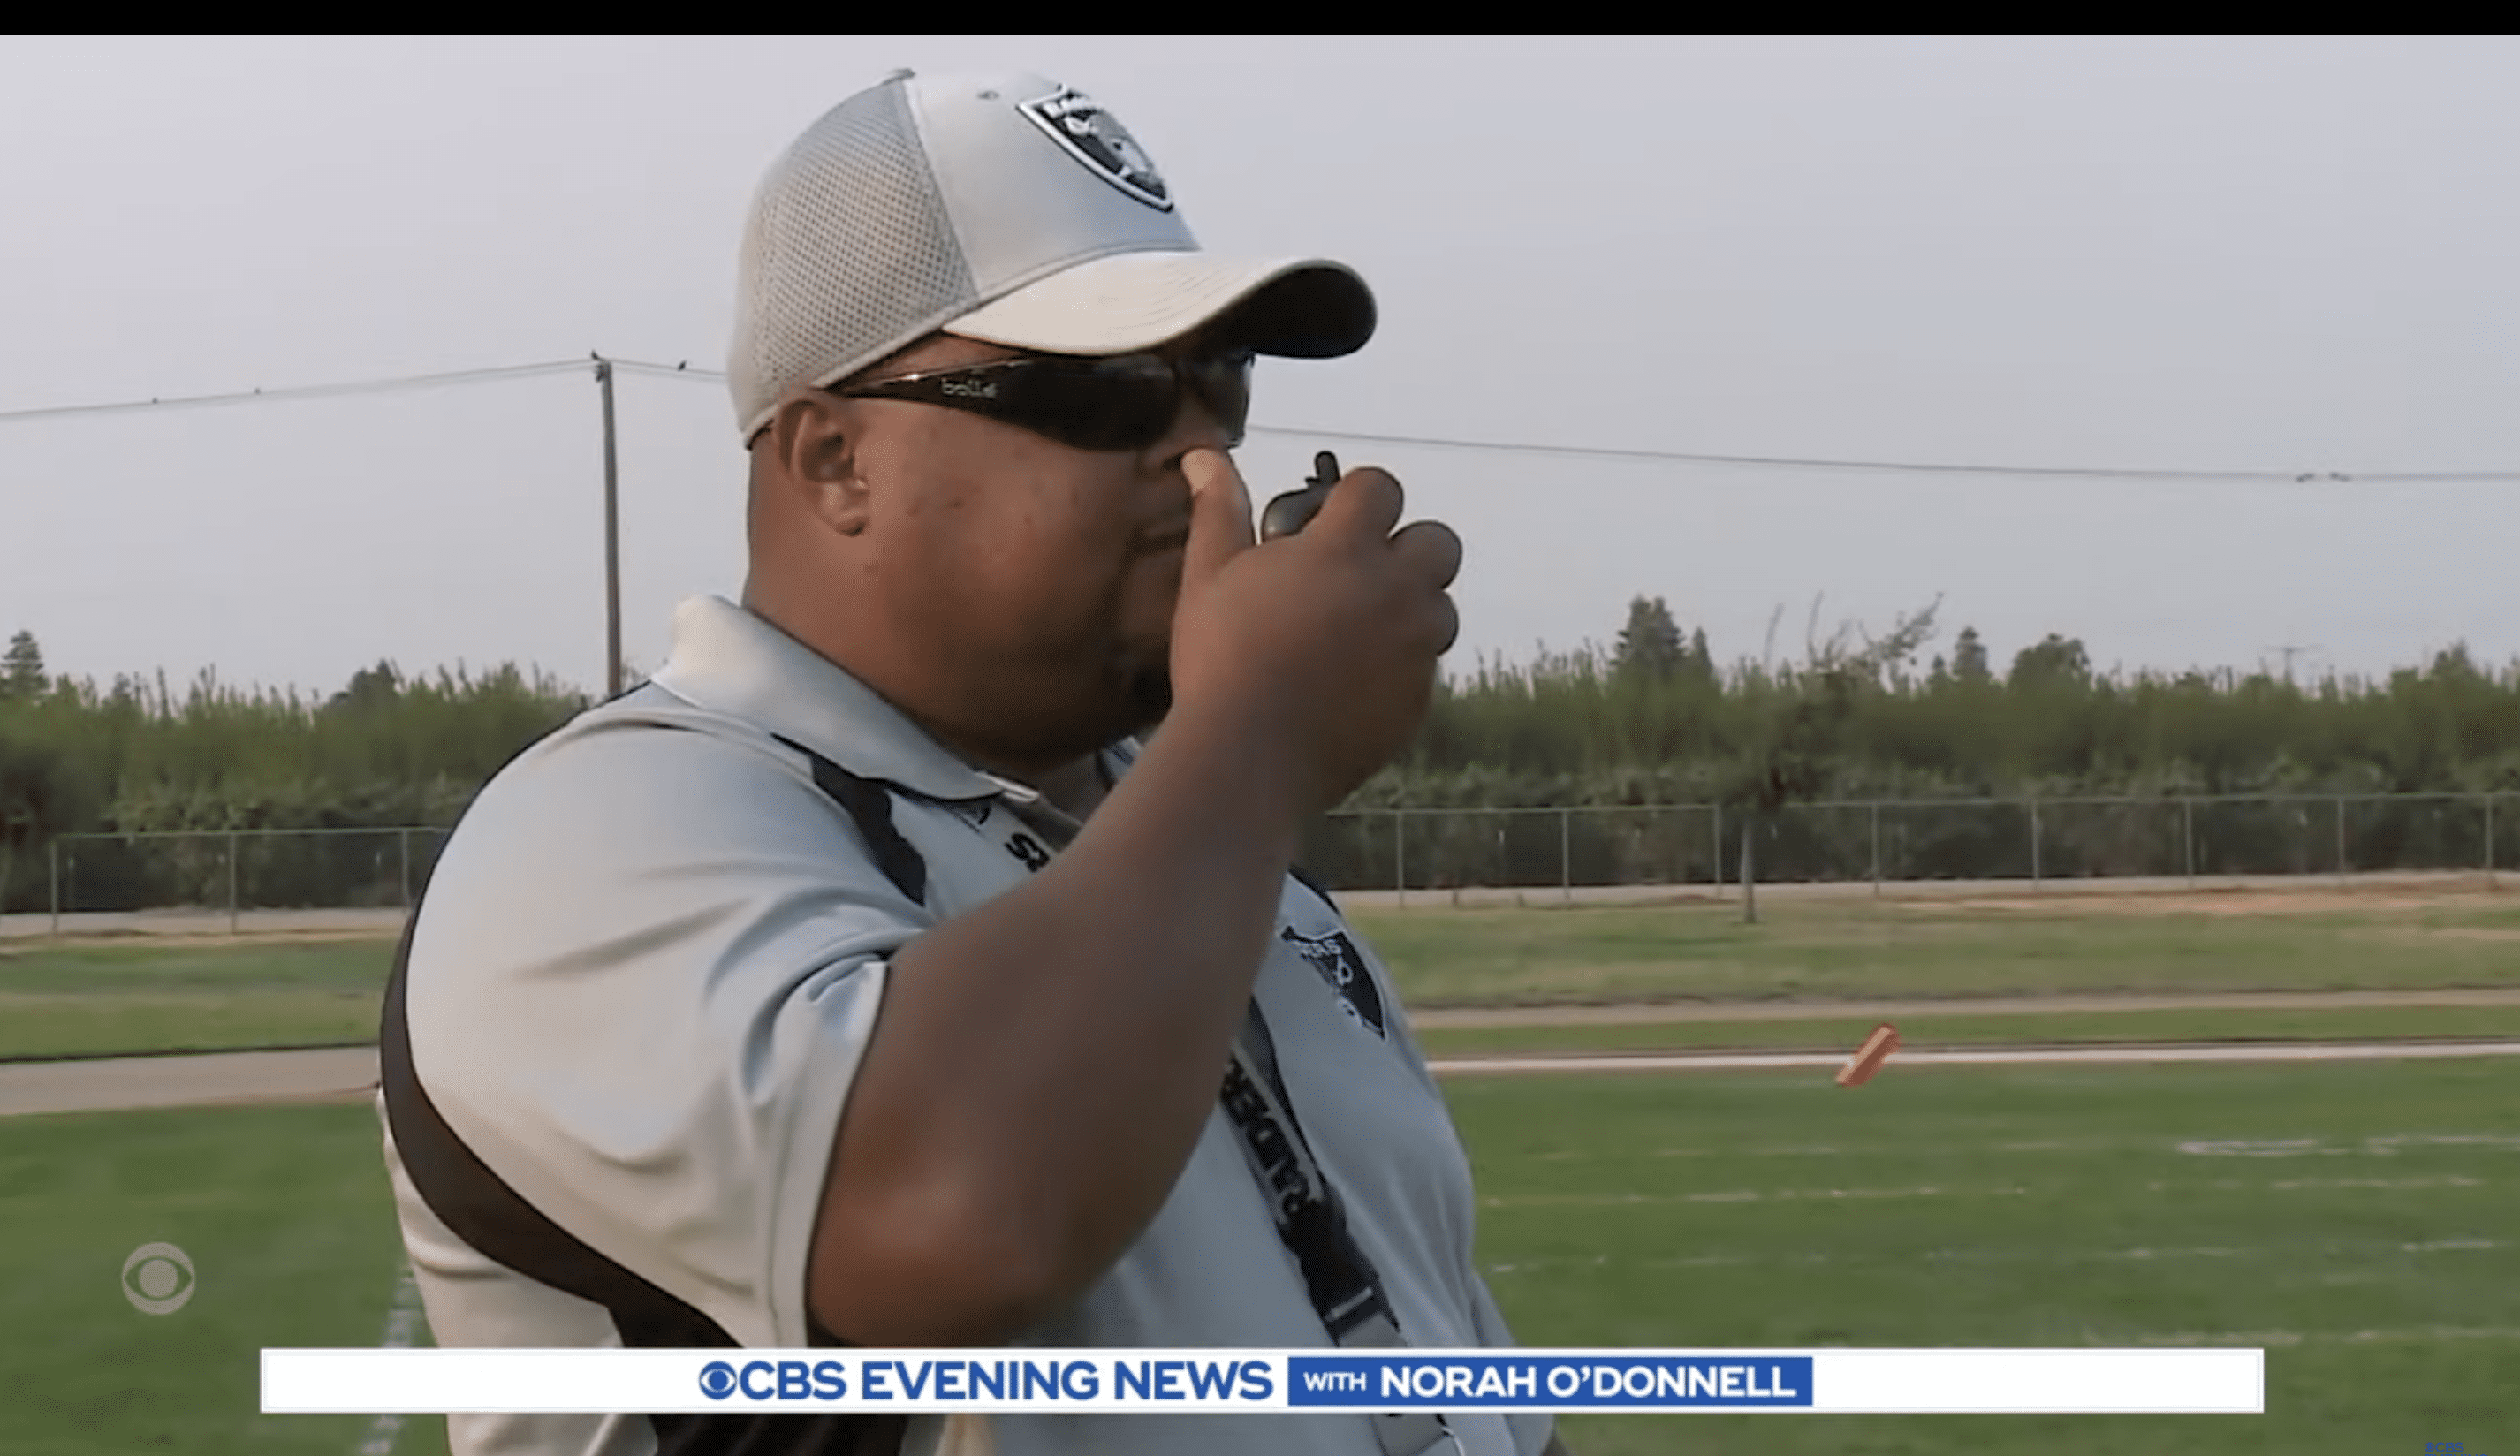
[263,1347,2266,1415]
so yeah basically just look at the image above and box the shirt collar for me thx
[649,595,1006,804]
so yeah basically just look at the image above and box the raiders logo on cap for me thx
[1020,85,1173,211]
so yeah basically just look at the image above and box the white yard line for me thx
[4,1040,2516,1119]
[2147,1175,2486,1192]
[1484,1238,2506,1274]
[1415,987,2520,1028]
[1484,1185,2032,1207]
[1428,1041,2520,1075]
[354,1264,427,1456]
[2129,1326,2520,1346]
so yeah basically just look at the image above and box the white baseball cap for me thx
[729,68,1378,442]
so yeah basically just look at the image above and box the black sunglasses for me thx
[831,349,1255,452]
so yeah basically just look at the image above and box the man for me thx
[379,67,1567,1456]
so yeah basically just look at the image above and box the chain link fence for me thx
[11,827,452,932]
[4,793,2513,929]
[1295,792,2518,897]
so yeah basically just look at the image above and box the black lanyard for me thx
[980,751,1458,1454]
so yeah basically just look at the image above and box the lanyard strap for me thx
[1225,1001,1458,1456]
[813,740,1460,1454]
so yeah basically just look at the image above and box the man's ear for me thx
[762,391,870,538]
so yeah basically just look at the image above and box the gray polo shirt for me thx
[381,595,1552,1456]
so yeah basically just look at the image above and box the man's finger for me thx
[1180,448,1255,587]
[1310,466,1405,548]
[1391,520,1463,590]
[1430,593,1461,656]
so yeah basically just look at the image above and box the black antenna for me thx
[1262,451,1345,541]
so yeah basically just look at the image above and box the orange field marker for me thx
[1836,1022,1901,1087]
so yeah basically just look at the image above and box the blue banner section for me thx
[1285,1355,1814,1408]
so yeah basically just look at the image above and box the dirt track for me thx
[3,876,2511,1118]
[9,983,2520,1118]
[0,1047,380,1118]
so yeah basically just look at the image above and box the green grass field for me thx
[0,1101,444,1456]
[1348,891,2520,1007]
[3,1060,2511,1454]
[0,938,390,1060]
[4,889,2513,1452]
[5,886,2518,1062]
[1466,1058,2519,1454]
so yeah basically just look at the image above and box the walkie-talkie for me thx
[1260,451,1343,541]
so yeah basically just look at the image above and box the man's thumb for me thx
[1181,448,1255,586]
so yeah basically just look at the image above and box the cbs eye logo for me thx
[123,1243,196,1316]
[699,1361,739,1399]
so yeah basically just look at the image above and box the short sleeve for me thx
[402,709,939,1347]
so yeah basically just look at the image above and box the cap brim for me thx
[943,252,1376,360]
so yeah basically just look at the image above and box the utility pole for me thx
[596,356,623,700]
[2265,643,2323,686]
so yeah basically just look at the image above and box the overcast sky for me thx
[3,36,2516,701]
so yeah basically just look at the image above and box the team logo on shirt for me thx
[1020,86,1173,210]
[1279,927,1387,1040]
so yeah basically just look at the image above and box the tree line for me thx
[1313,597,2520,912]
[4,606,2517,914]
[1378,596,2520,807]
[0,633,581,914]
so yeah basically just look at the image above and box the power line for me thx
[606,357,719,383]
[6,353,2519,484]
[0,359,591,424]
[598,358,2520,483]
[1235,424,2520,484]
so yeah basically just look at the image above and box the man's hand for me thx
[806,448,1464,1350]
[1168,447,1461,814]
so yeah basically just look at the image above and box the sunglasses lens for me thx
[1191,353,1253,444]
[860,353,1254,451]
[988,356,1173,452]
